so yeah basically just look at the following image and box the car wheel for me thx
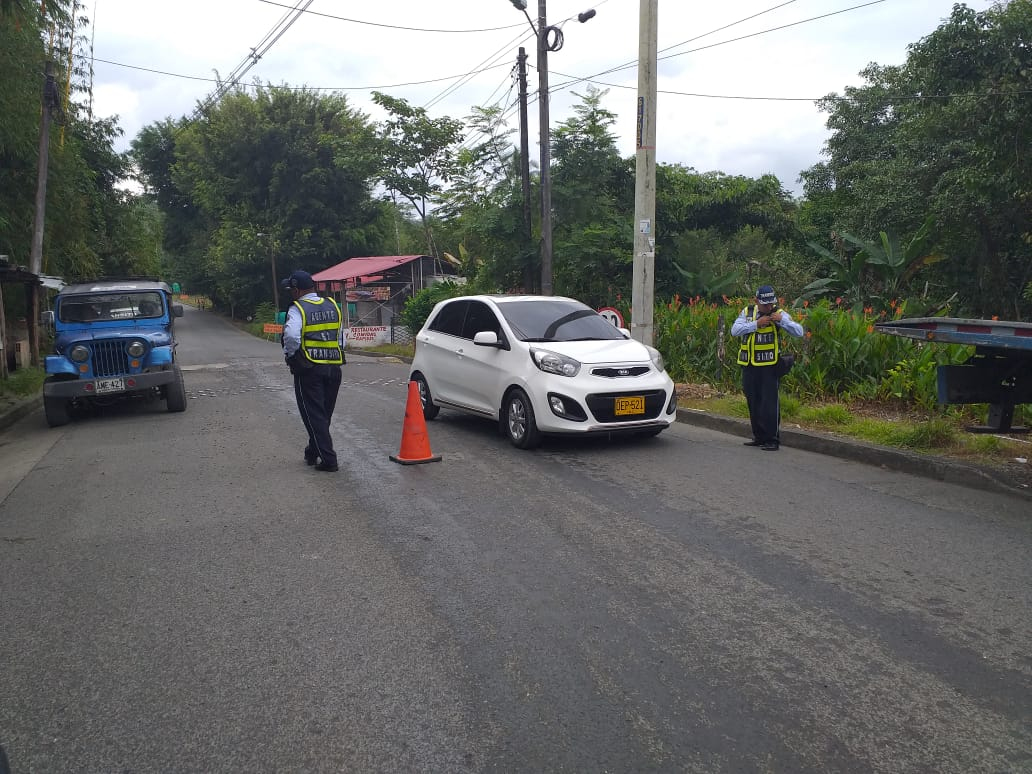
[638,427,664,438]
[504,388,541,449]
[413,373,440,420]
[43,394,70,427]
[164,365,187,412]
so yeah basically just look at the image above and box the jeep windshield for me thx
[59,292,164,323]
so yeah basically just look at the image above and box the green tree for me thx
[370,92,464,258]
[550,87,632,306]
[802,1,1032,318]
[150,85,387,312]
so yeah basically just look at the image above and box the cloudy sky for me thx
[85,0,995,197]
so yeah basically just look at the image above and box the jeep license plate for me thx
[94,377,125,394]
[614,395,645,416]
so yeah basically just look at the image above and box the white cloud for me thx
[85,0,995,196]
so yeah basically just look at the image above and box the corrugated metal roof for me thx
[312,255,429,284]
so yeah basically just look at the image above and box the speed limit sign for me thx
[597,306,624,328]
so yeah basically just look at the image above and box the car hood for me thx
[532,338,653,365]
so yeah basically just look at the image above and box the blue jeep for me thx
[43,279,187,427]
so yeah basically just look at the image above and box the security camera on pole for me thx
[631,0,658,346]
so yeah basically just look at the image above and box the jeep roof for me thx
[59,279,173,296]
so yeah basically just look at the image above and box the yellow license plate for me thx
[614,396,645,415]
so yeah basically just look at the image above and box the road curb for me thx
[675,407,1032,501]
[0,393,41,433]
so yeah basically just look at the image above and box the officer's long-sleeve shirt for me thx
[731,308,805,339]
[282,293,346,357]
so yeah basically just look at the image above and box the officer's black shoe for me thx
[305,456,318,466]
[761,442,779,451]
[743,439,763,446]
[315,461,339,472]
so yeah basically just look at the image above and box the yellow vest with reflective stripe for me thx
[295,297,343,365]
[737,305,780,367]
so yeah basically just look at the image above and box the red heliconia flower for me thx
[803,300,809,308]
[835,297,842,305]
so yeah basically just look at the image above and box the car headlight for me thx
[645,345,665,373]
[70,345,90,363]
[127,340,145,357]
[531,348,581,377]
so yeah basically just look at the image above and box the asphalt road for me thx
[1,305,1029,773]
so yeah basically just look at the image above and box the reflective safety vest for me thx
[295,296,344,365]
[737,305,781,367]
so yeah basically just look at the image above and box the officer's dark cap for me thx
[281,270,315,291]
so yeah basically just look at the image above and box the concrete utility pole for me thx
[517,47,535,292]
[631,0,658,345]
[29,60,59,366]
[536,0,554,296]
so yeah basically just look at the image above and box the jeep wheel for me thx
[44,395,70,427]
[165,366,187,412]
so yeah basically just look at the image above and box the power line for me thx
[256,0,526,33]
[550,0,887,92]
[87,55,515,93]
[191,0,314,119]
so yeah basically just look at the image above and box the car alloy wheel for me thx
[505,388,541,449]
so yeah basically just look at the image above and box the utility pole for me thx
[536,0,554,296]
[29,60,59,366]
[258,233,279,309]
[631,0,658,345]
[517,47,534,293]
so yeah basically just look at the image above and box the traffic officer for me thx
[280,269,344,472]
[731,284,804,451]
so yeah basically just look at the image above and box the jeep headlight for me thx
[531,348,581,377]
[127,340,145,357]
[645,345,666,373]
[70,345,90,363]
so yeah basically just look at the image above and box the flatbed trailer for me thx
[874,317,1032,433]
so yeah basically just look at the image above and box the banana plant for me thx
[796,239,872,307]
[836,215,946,297]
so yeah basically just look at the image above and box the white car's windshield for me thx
[500,299,624,342]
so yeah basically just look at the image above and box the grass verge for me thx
[0,367,45,399]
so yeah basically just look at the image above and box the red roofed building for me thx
[311,255,460,345]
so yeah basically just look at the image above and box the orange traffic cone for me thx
[390,380,443,465]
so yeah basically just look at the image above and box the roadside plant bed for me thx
[676,381,1032,482]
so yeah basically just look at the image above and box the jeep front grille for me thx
[91,340,128,377]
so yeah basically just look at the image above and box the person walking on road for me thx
[281,270,344,472]
[731,284,804,451]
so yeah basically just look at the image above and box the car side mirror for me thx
[172,304,184,318]
[41,310,55,328]
[618,327,631,338]
[473,330,507,349]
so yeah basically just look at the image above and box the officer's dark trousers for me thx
[741,364,781,445]
[293,363,342,466]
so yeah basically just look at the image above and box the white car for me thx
[409,295,678,448]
